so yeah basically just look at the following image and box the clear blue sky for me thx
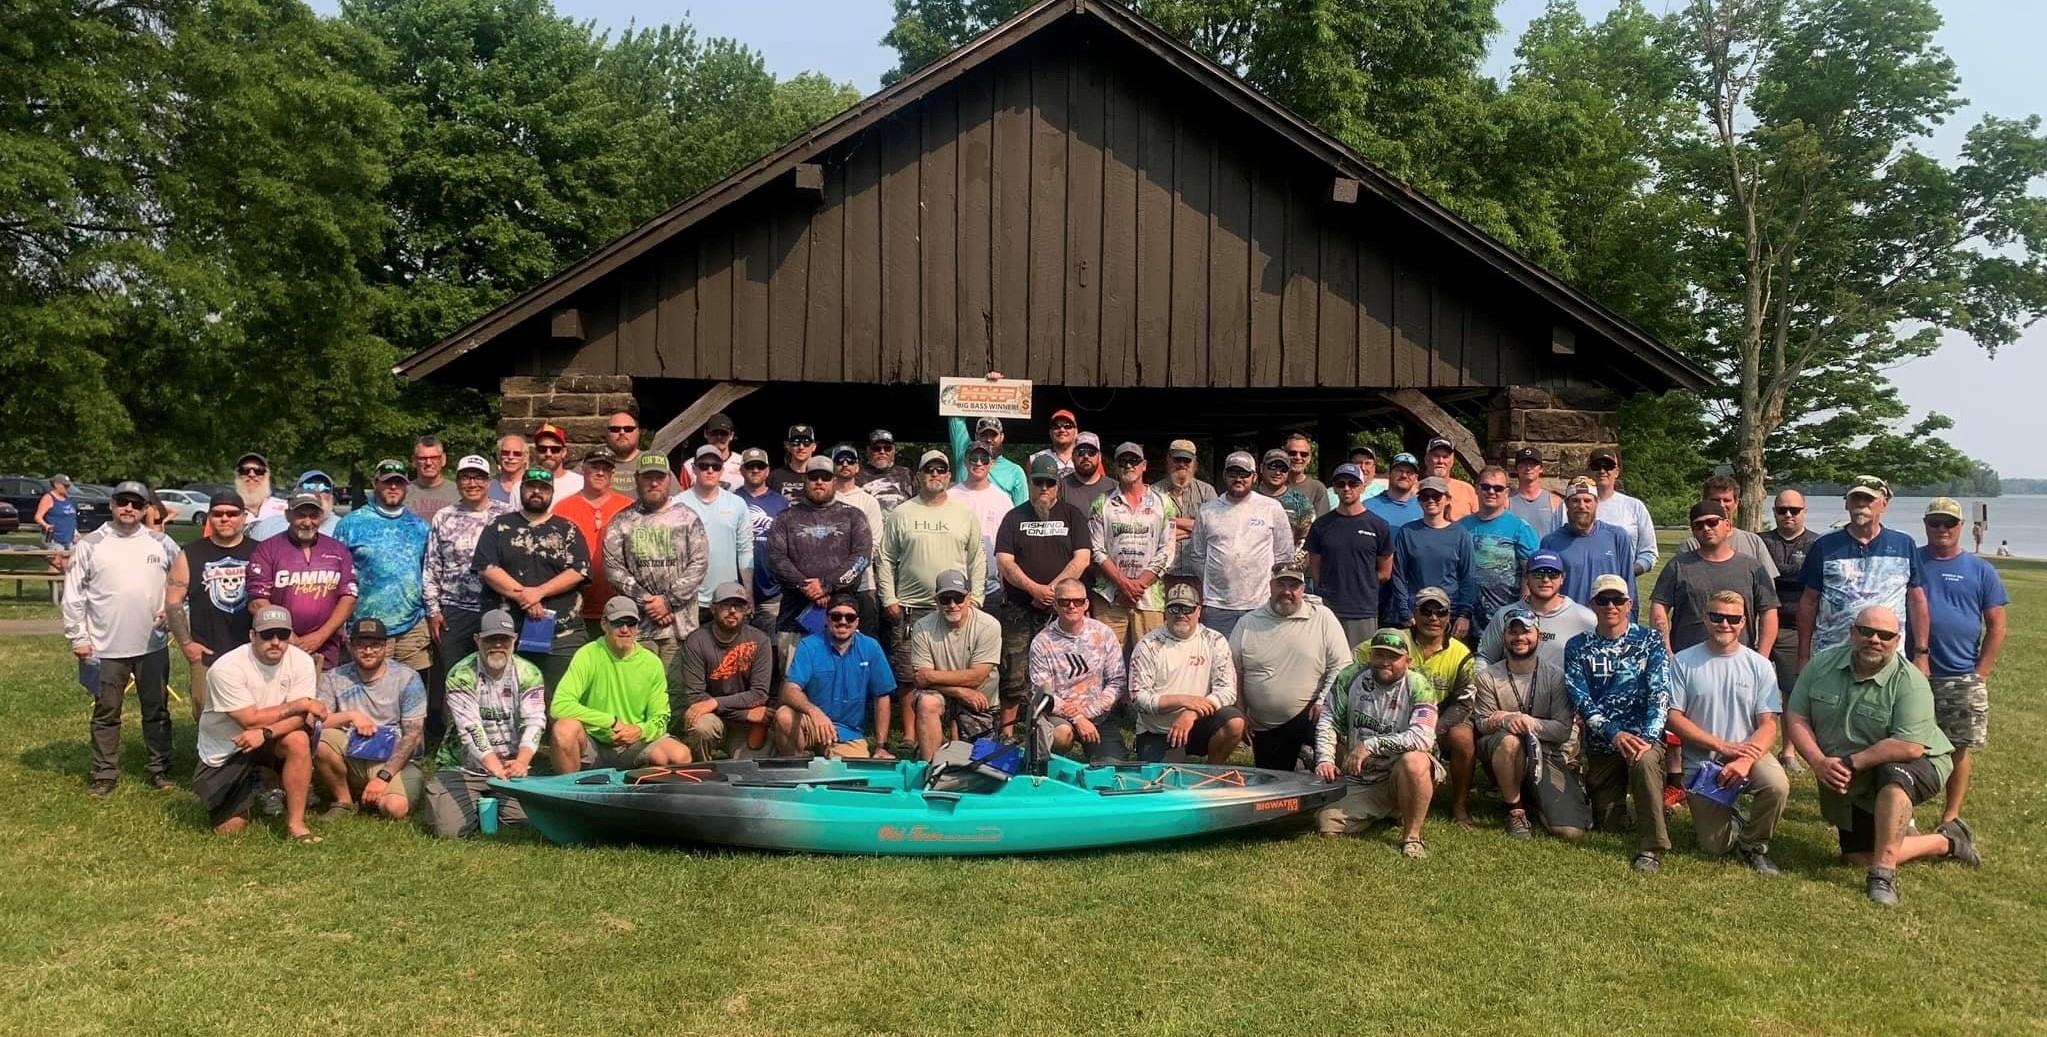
[318,0,2047,478]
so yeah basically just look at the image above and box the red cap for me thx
[533,422,567,444]
[1050,408,1077,424]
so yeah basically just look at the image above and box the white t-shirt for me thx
[951,482,1014,599]
[197,642,320,767]
[1669,642,1782,775]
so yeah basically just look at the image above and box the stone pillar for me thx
[498,375,639,464]
[1488,385,1620,488]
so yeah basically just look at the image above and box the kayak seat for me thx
[924,740,1015,795]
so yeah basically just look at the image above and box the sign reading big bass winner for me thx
[938,377,1033,420]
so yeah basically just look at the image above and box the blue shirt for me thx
[785,631,894,741]
[1799,527,1923,655]
[1391,521,1475,625]
[1563,623,1672,752]
[41,494,77,546]
[1540,521,1636,617]
[677,490,754,605]
[1918,549,2007,677]
[741,487,789,601]
[1459,511,1540,633]
[1304,509,1392,620]
[1364,492,1421,529]
[334,505,430,635]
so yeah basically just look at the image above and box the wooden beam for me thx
[1329,177,1361,205]
[650,382,762,455]
[549,308,583,340]
[792,162,825,200]
[1385,388,1487,475]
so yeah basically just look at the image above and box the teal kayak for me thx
[488,754,1341,856]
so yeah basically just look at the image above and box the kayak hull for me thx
[488,755,1341,856]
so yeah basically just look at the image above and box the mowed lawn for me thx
[2,549,2044,1036]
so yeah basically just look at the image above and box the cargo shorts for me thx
[1931,674,1989,749]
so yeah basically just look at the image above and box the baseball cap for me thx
[974,417,1004,435]
[1528,549,1564,573]
[347,616,389,641]
[1589,447,1619,466]
[1167,439,1197,460]
[1925,497,1965,520]
[456,454,491,475]
[1028,455,1061,480]
[965,443,993,461]
[1165,583,1200,607]
[694,444,726,465]
[1425,437,1454,454]
[1332,463,1364,483]
[1414,586,1452,610]
[1050,408,1078,425]
[287,491,323,512]
[1514,447,1544,465]
[1075,431,1102,451]
[1499,604,1539,631]
[739,447,770,466]
[532,422,567,444]
[479,609,518,638]
[110,480,150,503]
[1389,452,1420,471]
[918,449,950,470]
[1689,500,1728,522]
[636,453,670,474]
[1591,573,1631,599]
[934,569,971,597]
[50,473,71,486]
[830,443,860,464]
[1367,628,1410,656]
[520,467,552,485]
[803,456,835,475]
[252,605,293,634]
[711,581,751,605]
[373,458,409,482]
[705,412,735,433]
[297,469,333,490]
[1563,477,1598,499]
[786,424,815,441]
[1223,451,1257,473]
[580,446,616,468]
[602,596,641,624]
[1114,441,1144,460]
[1261,448,1290,468]
[235,452,268,468]
[1417,476,1450,495]
[1846,475,1890,500]
[206,491,243,511]
[868,428,895,444]
[1349,445,1377,461]
[1271,563,1305,584]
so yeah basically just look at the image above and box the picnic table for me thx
[0,545,66,602]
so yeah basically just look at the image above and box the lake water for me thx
[1793,494,2047,559]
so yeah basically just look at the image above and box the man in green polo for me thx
[1786,604,1977,906]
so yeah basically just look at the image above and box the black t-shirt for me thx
[1058,473,1114,515]
[183,536,259,656]
[857,465,914,512]
[1304,509,1393,620]
[770,466,808,502]
[471,513,592,649]
[1763,528,1819,615]
[994,501,1093,601]
[1649,550,1780,651]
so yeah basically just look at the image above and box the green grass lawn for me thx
[1,546,2043,1035]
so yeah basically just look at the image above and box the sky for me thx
[312,0,2046,477]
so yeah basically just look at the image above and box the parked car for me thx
[0,500,17,535]
[156,489,209,524]
[182,482,234,502]
[0,475,108,535]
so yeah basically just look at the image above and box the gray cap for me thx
[974,416,1004,434]
[1167,440,1197,460]
[602,596,641,623]
[252,605,293,634]
[49,473,71,486]
[711,581,751,605]
[287,491,323,512]
[934,569,970,597]
[802,456,835,475]
[918,449,950,470]
[479,609,517,638]
[1223,451,1257,473]
[739,447,771,465]
[111,480,150,502]
[694,443,725,464]
[1261,448,1290,467]
[1075,431,1102,451]
[1114,441,1144,460]
[1414,586,1452,610]
[1417,476,1450,495]
[1028,455,1061,480]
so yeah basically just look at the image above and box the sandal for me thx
[289,831,324,845]
[1399,837,1429,860]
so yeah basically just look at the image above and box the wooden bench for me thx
[1,571,62,602]
[0,547,67,602]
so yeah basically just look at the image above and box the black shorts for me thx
[1135,706,1246,762]
[1837,755,1944,854]
[193,742,287,827]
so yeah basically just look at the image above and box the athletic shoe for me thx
[258,788,286,817]
[1866,868,1899,907]
[1736,845,1781,877]
[1505,810,1534,840]
[147,773,175,792]
[1631,851,1662,874]
[87,779,116,799]
[1938,817,1981,868]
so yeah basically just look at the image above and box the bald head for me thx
[1848,604,1902,672]
[1853,605,1900,632]
[1772,488,1808,535]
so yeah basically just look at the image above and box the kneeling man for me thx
[1314,628,1443,859]
[1666,591,1789,874]
[1027,577,1127,761]
[550,597,691,771]
[194,606,325,841]
[1129,584,1245,763]
[314,617,427,820]
[1787,605,1975,906]
[1471,606,1588,841]
[776,592,895,758]
[423,609,547,837]
[675,581,774,761]
[909,570,1003,761]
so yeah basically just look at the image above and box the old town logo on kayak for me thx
[877,824,1003,843]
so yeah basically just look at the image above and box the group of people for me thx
[56,380,2007,903]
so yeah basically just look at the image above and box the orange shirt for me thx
[553,491,632,618]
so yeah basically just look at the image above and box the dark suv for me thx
[0,476,109,536]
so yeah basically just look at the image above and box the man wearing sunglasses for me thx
[856,429,915,513]
[1786,605,1972,905]
[1029,407,1083,479]
[880,451,985,742]
[1231,564,1351,772]
[1587,448,1656,602]
[423,609,547,837]
[1129,584,1245,763]
[247,470,340,541]
[168,492,258,721]
[1255,448,1316,564]
[1476,550,1595,671]
[777,592,895,759]
[549,597,690,771]
[906,570,1002,761]
[675,582,774,762]
[1281,433,1331,519]
[473,467,591,694]
[1313,627,1443,859]
[1666,590,1790,875]
[1306,463,1394,648]
[406,435,460,521]
[770,424,820,502]
[1421,437,1479,520]
[64,480,183,797]
[555,447,632,640]
[676,445,754,631]
[1152,439,1216,541]
[193,607,323,840]
[233,452,288,524]
[529,422,583,500]
[605,453,711,666]
[947,382,1029,505]
[1676,476,1780,578]
[1763,489,1820,764]
[603,409,644,469]
[1027,577,1127,761]
[335,460,435,678]
[1650,500,1778,654]
[1563,573,1675,874]
[248,490,358,670]
[1471,607,1588,841]
[1506,447,1561,535]
[1188,451,1293,638]
[1058,432,1114,514]
[425,455,514,679]
[1917,497,2006,831]
[1089,442,1178,649]
[1795,475,1929,674]
[1459,465,1541,638]
[993,456,1094,729]
[488,435,529,505]
[312,617,427,820]
[1390,478,1474,634]
[765,457,873,660]
[735,448,789,634]
[827,443,886,636]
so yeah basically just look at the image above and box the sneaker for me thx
[258,788,286,818]
[147,773,175,792]
[1504,809,1533,840]
[1937,817,1981,868]
[1778,753,1806,774]
[1736,845,1781,877]
[87,779,116,799]
[1866,868,1900,907]
[1631,851,1662,874]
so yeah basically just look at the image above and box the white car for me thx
[155,489,210,525]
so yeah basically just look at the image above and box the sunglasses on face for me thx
[607,424,637,433]
[1418,493,1445,503]
[1224,469,1253,479]
[1285,450,1310,458]
[1117,457,1143,467]
[743,463,769,472]
[608,618,640,630]
[834,455,859,466]
[937,594,968,607]
[1031,478,1058,489]
[208,508,243,519]
[1706,612,1744,626]
[1332,479,1361,489]
[499,450,525,458]
[921,466,950,476]
[827,611,860,624]
[256,630,291,642]
[1591,595,1629,608]
[1853,624,1899,642]
[869,441,894,449]
[113,498,146,510]
[1164,604,1197,616]
[967,455,992,465]
[1529,569,1562,579]
[1054,598,1089,608]
[1050,422,1076,431]
[1591,461,1617,471]
[1479,484,1507,493]
[1773,506,1803,515]
[788,437,814,447]
[1263,462,1288,472]
[698,462,724,471]
[1691,518,1722,530]
[237,466,267,477]
[1074,448,1100,458]
[1415,605,1450,617]
[805,473,834,482]
[1925,517,1960,529]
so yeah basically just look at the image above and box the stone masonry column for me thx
[1488,385,1620,488]
[498,375,639,466]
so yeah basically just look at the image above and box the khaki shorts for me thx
[316,728,424,804]
[386,624,433,675]
[1315,754,1446,834]
[1089,596,1162,649]
[581,738,662,770]
[787,710,871,758]
[908,687,1000,741]
[1931,674,1988,749]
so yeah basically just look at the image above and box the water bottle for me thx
[478,794,501,836]
[1522,731,1544,784]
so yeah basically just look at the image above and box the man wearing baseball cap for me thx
[549,597,691,770]
[1795,475,1928,671]
[765,455,874,659]
[905,569,1002,761]
[530,422,584,498]
[1028,405,1083,479]
[193,606,324,839]
[1507,447,1562,535]
[1391,477,1475,630]
[1363,452,1423,530]
[1314,627,1444,858]
[700,411,742,490]
[422,608,548,837]
[1539,477,1636,621]
[1187,450,1293,637]
[335,459,434,677]
[770,424,819,501]
[1477,549,1596,670]
[232,452,287,524]
[1421,436,1479,519]
[674,582,774,761]
[1230,563,1351,772]
[735,446,790,634]
[64,479,183,796]
[991,455,1094,726]
[1587,447,1655,601]
[247,469,340,541]
[677,444,755,627]
[248,489,358,670]
[167,491,259,721]
[1564,572,1675,873]
[856,429,915,513]
[879,451,985,742]
[473,465,592,693]
[312,617,428,820]
[606,452,712,665]
[1255,447,1315,560]
[1058,432,1113,514]
[1471,605,1588,840]
[1129,583,1245,764]
[1917,495,2007,830]
[947,409,1028,506]
[555,446,633,639]
[1306,462,1395,647]
[1150,439,1216,541]
[425,454,514,681]
[827,443,886,635]
[1090,442,1179,649]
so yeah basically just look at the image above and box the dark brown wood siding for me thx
[546,26,1581,389]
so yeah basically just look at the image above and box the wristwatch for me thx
[1840,753,1857,773]
[375,768,394,783]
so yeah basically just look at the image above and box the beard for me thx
[238,479,272,512]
